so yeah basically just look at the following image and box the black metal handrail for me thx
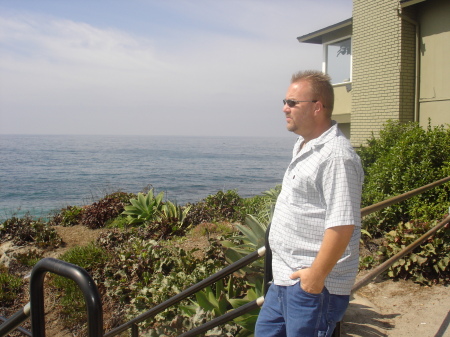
[29,258,103,337]
[0,258,104,337]
[0,303,32,337]
[178,297,265,337]
[360,176,450,217]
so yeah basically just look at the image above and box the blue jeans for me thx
[255,283,349,337]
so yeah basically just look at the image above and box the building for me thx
[297,0,450,146]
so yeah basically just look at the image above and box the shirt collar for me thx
[294,120,338,153]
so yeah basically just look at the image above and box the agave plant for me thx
[161,201,191,227]
[180,276,264,336]
[122,190,165,225]
[180,278,235,318]
[226,186,279,252]
[229,277,264,336]
[262,185,281,202]
[222,214,268,265]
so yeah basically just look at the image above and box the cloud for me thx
[0,1,352,136]
[0,13,176,130]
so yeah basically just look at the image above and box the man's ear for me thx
[314,101,322,114]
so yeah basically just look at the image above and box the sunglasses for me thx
[283,99,318,108]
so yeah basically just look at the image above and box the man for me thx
[255,70,364,337]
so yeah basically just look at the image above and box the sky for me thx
[0,0,352,137]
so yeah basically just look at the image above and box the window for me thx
[324,37,352,84]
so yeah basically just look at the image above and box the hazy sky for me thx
[0,0,352,137]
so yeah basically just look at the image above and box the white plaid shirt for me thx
[269,122,364,295]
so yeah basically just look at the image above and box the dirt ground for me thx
[342,275,449,337]
[2,225,449,336]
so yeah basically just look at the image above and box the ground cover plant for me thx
[382,220,450,285]
[0,266,23,305]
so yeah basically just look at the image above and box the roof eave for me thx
[400,0,427,8]
[297,18,352,44]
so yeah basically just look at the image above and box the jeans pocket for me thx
[292,282,324,310]
[298,281,323,296]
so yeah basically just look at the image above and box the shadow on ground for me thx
[340,296,399,337]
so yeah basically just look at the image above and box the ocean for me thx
[0,134,296,221]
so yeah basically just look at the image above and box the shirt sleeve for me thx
[321,156,363,229]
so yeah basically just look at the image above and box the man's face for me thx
[283,80,317,138]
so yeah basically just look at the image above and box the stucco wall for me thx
[333,84,352,120]
[418,0,450,128]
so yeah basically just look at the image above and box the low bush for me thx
[357,121,450,285]
[242,185,281,225]
[0,215,62,247]
[122,190,164,225]
[185,190,245,226]
[81,191,135,229]
[50,206,84,227]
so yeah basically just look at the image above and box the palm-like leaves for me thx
[161,201,191,227]
[223,214,268,261]
[122,190,164,224]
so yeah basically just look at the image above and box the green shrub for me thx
[358,121,450,235]
[121,191,193,239]
[242,185,280,225]
[94,230,233,327]
[57,242,110,271]
[204,190,244,222]
[106,215,130,229]
[94,227,250,332]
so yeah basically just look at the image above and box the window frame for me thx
[322,35,353,85]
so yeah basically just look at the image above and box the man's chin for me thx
[286,125,296,133]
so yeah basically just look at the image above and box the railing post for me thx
[332,322,341,336]
[263,223,273,296]
[29,258,103,337]
[131,323,139,337]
